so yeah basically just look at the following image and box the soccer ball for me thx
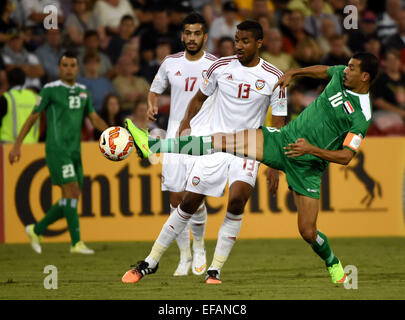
[99,126,134,161]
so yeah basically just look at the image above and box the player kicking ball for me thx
[125,52,379,284]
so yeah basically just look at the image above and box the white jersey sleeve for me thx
[270,85,287,116]
[150,59,169,94]
[200,58,224,96]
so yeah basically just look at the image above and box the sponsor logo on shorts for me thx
[306,188,318,193]
[255,79,265,90]
[192,176,200,186]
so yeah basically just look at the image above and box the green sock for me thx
[34,200,65,235]
[311,230,339,267]
[148,136,214,156]
[62,198,80,246]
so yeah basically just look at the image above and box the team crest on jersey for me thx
[202,70,208,79]
[255,79,265,90]
[192,176,200,186]
[79,92,87,99]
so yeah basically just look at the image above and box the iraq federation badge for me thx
[255,79,265,90]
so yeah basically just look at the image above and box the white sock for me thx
[209,212,243,271]
[172,205,192,262]
[191,202,207,252]
[145,206,192,268]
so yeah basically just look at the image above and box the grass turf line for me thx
[1,238,404,300]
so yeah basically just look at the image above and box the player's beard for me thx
[184,41,204,56]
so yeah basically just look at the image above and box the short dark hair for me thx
[182,12,208,34]
[120,14,134,24]
[237,20,263,40]
[84,30,99,40]
[352,52,379,83]
[58,50,78,65]
[7,67,26,87]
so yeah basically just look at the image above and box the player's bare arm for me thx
[147,91,160,122]
[284,138,354,165]
[177,89,208,136]
[88,111,108,132]
[273,65,330,92]
[8,111,41,164]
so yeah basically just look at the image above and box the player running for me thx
[122,20,287,284]
[147,13,217,276]
[126,52,379,284]
[9,51,108,254]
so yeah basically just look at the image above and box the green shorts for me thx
[46,148,83,188]
[261,127,323,199]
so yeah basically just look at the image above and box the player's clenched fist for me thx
[8,145,21,164]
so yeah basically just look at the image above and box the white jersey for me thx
[201,56,287,133]
[150,51,217,138]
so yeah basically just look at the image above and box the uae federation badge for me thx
[192,176,200,186]
[255,79,265,90]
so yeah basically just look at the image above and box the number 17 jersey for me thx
[150,51,217,138]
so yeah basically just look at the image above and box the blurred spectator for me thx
[21,0,64,45]
[139,8,182,64]
[78,52,116,112]
[78,30,113,78]
[93,0,136,36]
[304,0,341,39]
[207,1,240,53]
[35,28,65,83]
[321,34,350,66]
[201,4,215,29]
[1,29,44,91]
[260,28,298,73]
[364,35,382,62]
[112,54,150,113]
[376,0,401,42]
[328,0,346,22]
[126,97,158,131]
[0,55,7,95]
[282,10,309,54]
[93,92,122,140]
[294,37,323,90]
[132,1,154,37]
[234,0,274,20]
[169,0,193,34]
[347,10,378,54]
[286,85,306,122]
[64,0,105,48]
[0,68,39,143]
[317,16,338,54]
[138,39,169,84]
[106,14,136,65]
[9,0,25,27]
[217,36,235,57]
[383,10,405,52]
[0,0,18,47]
[371,49,405,135]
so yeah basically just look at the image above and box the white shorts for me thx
[161,153,195,192]
[185,153,260,197]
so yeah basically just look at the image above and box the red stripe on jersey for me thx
[262,62,283,78]
[162,52,185,63]
[205,53,218,60]
[261,64,282,79]
[206,58,235,78]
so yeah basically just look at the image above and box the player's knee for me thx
[298,224,317,243]
[227,197,247,215]
[180,194,203,214]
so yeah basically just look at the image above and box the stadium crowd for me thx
[0,0,404,143]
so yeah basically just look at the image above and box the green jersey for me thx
[34,80,94,152]
[281,65,372,169]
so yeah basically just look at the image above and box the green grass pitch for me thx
[1,238,405,300]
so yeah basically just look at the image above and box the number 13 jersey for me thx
[200,56,287,134]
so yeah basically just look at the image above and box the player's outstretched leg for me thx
[173,221,192,276]
[295,193,347,284]
[25,225,43,254]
